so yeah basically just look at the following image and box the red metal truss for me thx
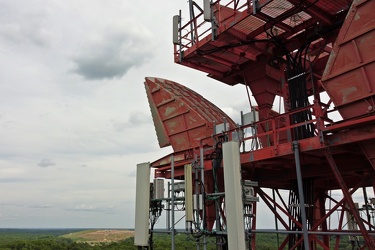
[143,0,375,249]
[174,0,352,88]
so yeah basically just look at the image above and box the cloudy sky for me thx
[0,0,252,228]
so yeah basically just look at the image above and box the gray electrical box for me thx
[243,180,259,204]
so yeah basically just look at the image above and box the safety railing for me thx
[174,0,252,60]
[221,103,332,152]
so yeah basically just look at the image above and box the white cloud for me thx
[66,204,117,214]
[28,203,56,209]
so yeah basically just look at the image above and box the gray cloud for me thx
[37,158,55,167]
[111,112,152,132]
[72,20,155,80]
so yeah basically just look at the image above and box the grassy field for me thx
[60,229,134,244]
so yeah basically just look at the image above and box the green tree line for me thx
[0,229,360,250]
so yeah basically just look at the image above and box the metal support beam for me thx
[292,141,310,250]
[200,147,207,250]
[171,155,175,250]
[324,147,375,249]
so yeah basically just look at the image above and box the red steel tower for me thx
[140,0,375,249]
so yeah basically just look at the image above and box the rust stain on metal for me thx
[341,86,358,103]
[354,12,361,21]
[164,106,177,117]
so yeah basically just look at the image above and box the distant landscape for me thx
[0,229,135,250]
[0,228,360,249]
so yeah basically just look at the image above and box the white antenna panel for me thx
[134,162,150,247]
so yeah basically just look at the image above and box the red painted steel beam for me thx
[202,54,237,68]
[324,147,375,249]
[180,60,226,78]
[310,176,368,232]
[257,188,292,229]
